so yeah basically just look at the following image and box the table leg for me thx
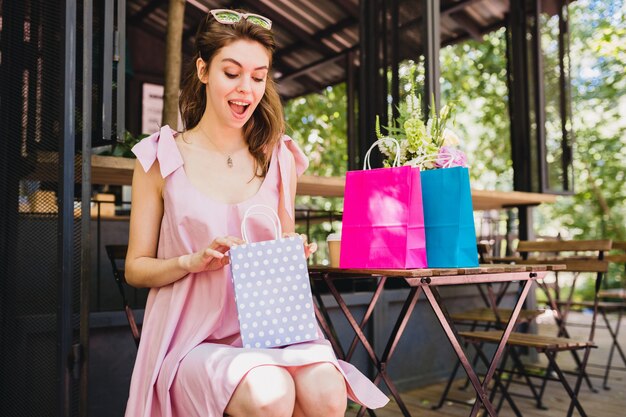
[346,277,388,361]
[311,275,346,360]
[313,302,345,360]
[365,287,422,417]
[322,275,418,417]
[422,276,533,417]
[313,275,389,362]
[421,285,497,417]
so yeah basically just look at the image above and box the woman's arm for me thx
[125,159,242,288]
[125,159,189,288]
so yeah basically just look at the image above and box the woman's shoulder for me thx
[132,125,183,178]
[276,134,308,177]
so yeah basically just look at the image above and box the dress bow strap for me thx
[131,125,184,178]
[277,135,309,221]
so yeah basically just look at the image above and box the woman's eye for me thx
[253,76,265,82]
[225,72,238,79]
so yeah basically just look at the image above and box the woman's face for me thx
[199,39,270,130]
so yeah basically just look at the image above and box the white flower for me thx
[377,137,395,159]
[440,104,451,120]
[404,157,421,167]
[426,119,434,137]
[378,137,412,166]
[442,128,461,146]
[405,93,421,117]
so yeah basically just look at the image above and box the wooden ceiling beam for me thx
[129,0,167,26]
[275,16,357,60]
[333,0,359,18]
[277,1,487,93]
[400,0,487,32]
[250,0,337,56]
[449,11,484,41]
[278,47,354,83]
[287,75,325,97]
[441,0,487,16]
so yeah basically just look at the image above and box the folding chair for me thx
[433,242,545,411]
[537,240,626,389]
[105,244,141,347]
[433,307,543,411]
[590,241,626,388]
[460,239,611,417]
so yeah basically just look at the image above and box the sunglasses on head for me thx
[210,9,273,30]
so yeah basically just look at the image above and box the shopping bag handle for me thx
[363,138,401,170]
[411,151,459,169]
[241,204,282,243]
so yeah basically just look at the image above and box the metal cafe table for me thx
[308,264,565,417]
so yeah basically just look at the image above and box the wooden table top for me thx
[309,264,565,286]
[309,264,565,278]
[309,263,565,278]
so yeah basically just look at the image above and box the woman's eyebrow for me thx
[221,57,268,71]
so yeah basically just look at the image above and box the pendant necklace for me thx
[198,124,234,168]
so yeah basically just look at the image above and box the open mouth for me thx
[229,100,250,116]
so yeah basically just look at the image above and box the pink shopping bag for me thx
[340,139,428,269]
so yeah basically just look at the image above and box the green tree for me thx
[439,28,512,190]
[282,0,626,277]
[537,0,626,288]
[283,85,348,263]
[284,83,348,212]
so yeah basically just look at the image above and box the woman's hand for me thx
[179,236,245,273]
[283,233,318,259]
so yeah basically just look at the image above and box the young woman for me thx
[124,9,388,417]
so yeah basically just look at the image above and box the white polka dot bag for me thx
[230,204,319,349]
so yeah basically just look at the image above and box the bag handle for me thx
[363,138,401,170]
[241,204,282,243]
[411,151,458,170]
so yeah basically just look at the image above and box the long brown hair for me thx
[179,10,284,177]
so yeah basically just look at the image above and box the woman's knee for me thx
[227,366,295,417]
[293,363,347,416]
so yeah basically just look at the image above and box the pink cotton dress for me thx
[125,126,389,417]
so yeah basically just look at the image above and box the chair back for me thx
[612,241,626,250]
[607,241,626,264]
[516,239,611,273]
[105,244,141,347]
[516,239,612,342]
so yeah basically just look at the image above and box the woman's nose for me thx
[237,78,251,93]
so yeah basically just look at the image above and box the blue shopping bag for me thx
[421,167,479,267]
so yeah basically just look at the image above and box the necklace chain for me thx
[198,124,235,168]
